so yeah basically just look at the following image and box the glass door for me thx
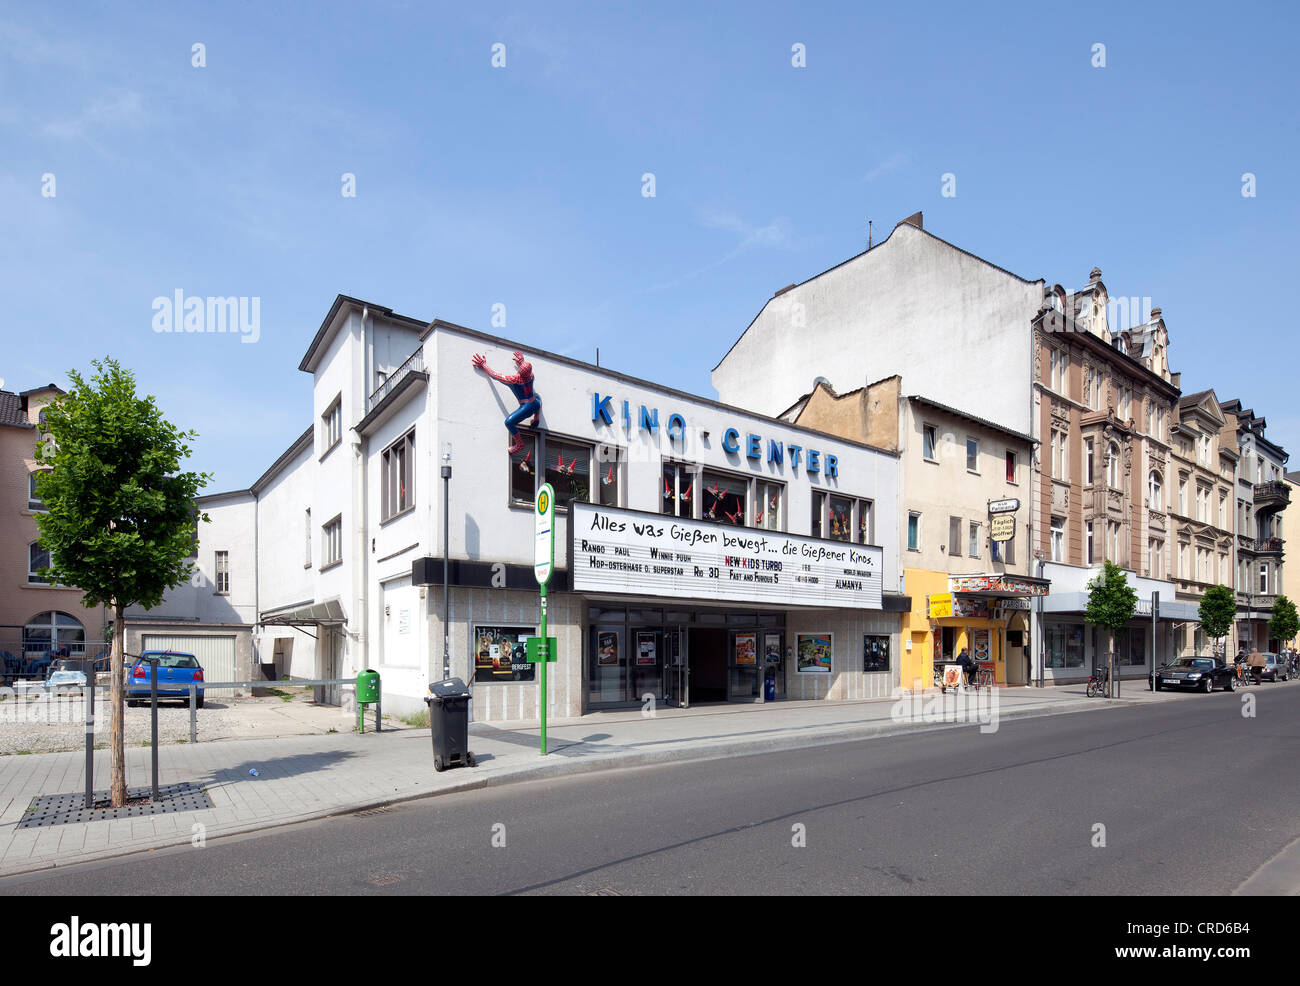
[662,627,688,708]
[589,626,626,708]
[631,628,663,707]
[729,630,761,701]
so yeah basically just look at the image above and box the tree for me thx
[1270,596,1299,651]
[1198,584,1237,658]
[1084,561,1138,697]
[34,359,209,806]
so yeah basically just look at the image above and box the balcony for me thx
[367,348,424,411]
[1253,481,1290,511]
[1259,536,1285,555]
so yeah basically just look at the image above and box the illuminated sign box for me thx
[570,503,883,610]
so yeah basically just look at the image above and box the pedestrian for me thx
[956,647,974,688]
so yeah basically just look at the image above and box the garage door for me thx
[142,634,237,697]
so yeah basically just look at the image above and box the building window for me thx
[1260,563,1269,595]
[1086,521,1095,565]
[966,438,979,473]
[304,508,312,568]
[1005,450,1017,484]
[512,433,539,505]
[381,430,415,521]
[1050,516,1064,562]
[322,516,343,569]
[547,438,595,510]
[596,444,620,508]
[755,480,782,530]
[701,470,746,526]
[810,491,826,537]
[1178,475,1188,515]
[948,516,962,557]
[1149,472,1162,510]
[1108,522,1121,564]
[907,512,921,551]
[23,611,85,657]
[215,550,230,594]
[1106,443,1120,489]
[1081,438,1092,486]
[1148,539,1163,579]
[856,499,874,545]
[828,494,854,542]
[968,521,981,559]
[1053,430,1068,481]
[923,424,938,461]
[28,472,47,511]
[662,462,693,518]
[28,542,52,584]
[321,396,342,456]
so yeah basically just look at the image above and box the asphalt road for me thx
[4,682,1299,895]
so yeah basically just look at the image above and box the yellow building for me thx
[900,569,1046,689]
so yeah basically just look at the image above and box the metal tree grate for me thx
[19,782,213,829]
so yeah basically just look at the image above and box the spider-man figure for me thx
[472,350,541,454]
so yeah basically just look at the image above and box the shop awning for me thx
[259,598,347,627]
[1042,592,1200,621]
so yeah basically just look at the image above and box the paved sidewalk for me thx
[0,684,1167,877]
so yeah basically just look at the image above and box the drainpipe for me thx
[352,307,370,683]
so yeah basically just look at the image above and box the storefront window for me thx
[1046,623,1085,668]
[857,499,873,544]
[701,470,746,525]
[811,491,827,538]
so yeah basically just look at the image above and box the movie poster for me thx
[796,633,832,673]
[735,632,757,666]
[636,632,657,666]
[472,626,536,683]
[598,631,619,666]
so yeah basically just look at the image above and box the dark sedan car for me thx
[1151,657,1237,693]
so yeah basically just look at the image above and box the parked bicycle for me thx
[1086,664,1109,698]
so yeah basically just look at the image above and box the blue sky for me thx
[3,1,1297,490]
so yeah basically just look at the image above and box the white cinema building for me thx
[133,296,907,721]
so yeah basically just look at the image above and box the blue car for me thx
[127,651,205,707]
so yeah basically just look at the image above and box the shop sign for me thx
[990,515,1015,542]
[571,503,883,609]
[988,498,1020,514]
[929,593,991,619]
[949,574,1048,596]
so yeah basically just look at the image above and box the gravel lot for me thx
[0,687,375,755]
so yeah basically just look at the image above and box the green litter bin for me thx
[356,669,380,731]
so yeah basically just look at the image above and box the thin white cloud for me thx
[863,151,907,182]
[43,89,145,141]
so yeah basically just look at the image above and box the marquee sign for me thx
[570,503,883,610]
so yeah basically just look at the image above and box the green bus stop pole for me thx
[540,585,548,756]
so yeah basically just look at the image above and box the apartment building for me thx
[0,383,110,670]
[1166,390,1238,656]
[1221,400,1290,651]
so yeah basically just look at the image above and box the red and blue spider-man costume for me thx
[472,350,541,454]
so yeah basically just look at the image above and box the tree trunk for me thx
[110,601,126,806]
[1107,631,1115,699]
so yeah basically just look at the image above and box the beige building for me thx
[786,377,1043,689]
[1284,470,1300,651]
[1030,273,1196,678]
[0,384,110,676]
[1167,390,1238,656]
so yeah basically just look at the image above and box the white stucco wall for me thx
[712,222,1044,435]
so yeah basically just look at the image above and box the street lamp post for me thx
[442,442,452,682]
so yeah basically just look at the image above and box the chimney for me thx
[1089,266,1102,283]
[1150,306,1162,322]
[899,211,923,230]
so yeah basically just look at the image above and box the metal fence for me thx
[0,639,112,686]
[181,678,382,743]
